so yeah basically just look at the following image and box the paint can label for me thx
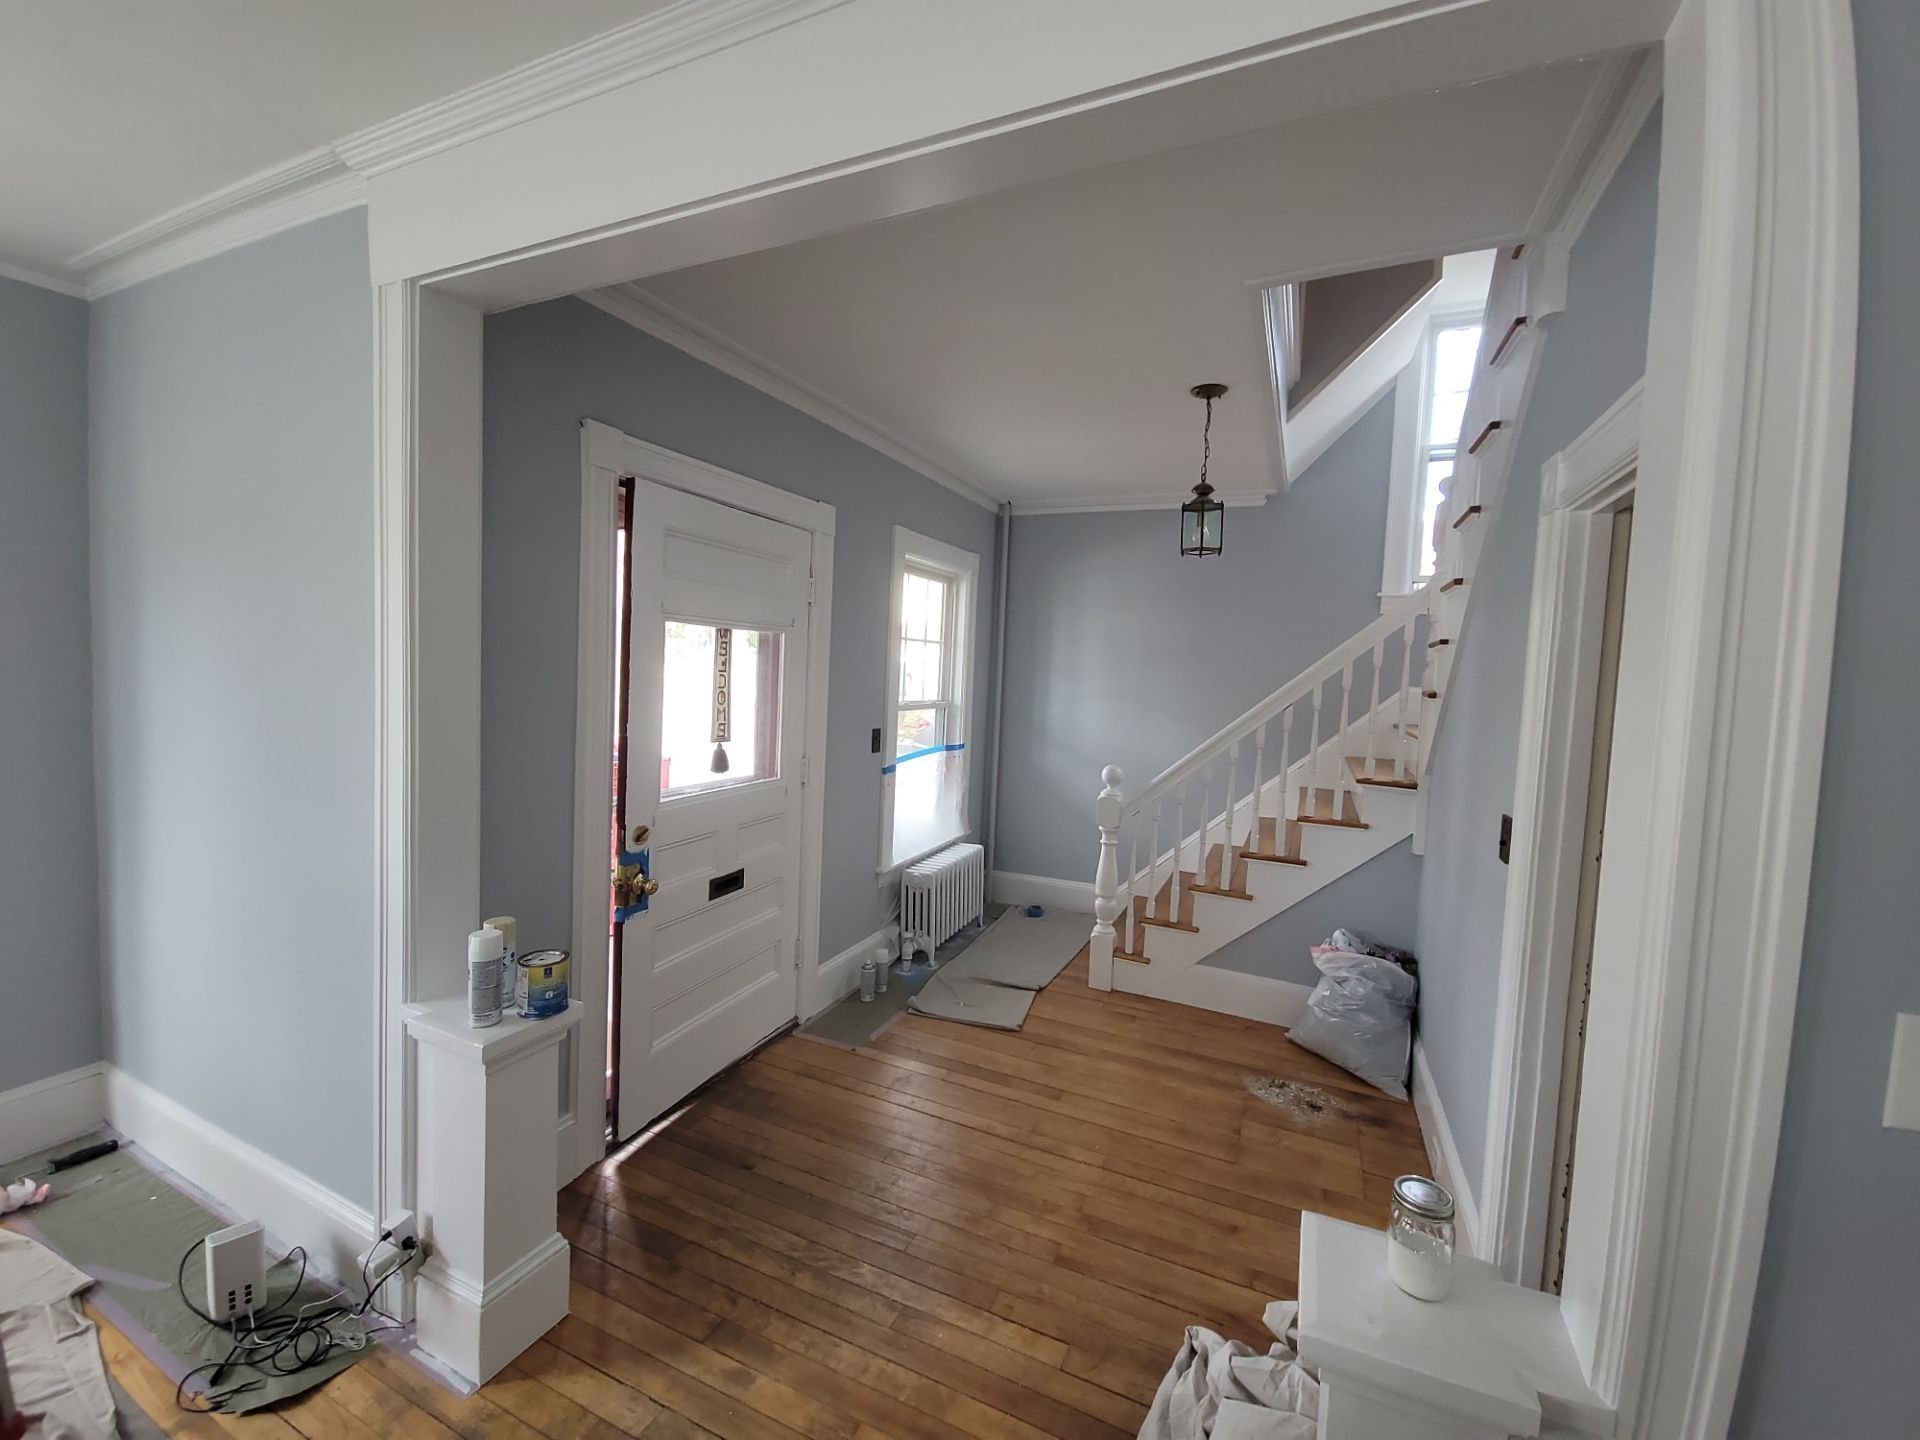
[515,949,570,1018]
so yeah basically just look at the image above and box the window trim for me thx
[1381,306,1486,601]
[879,526,979,875]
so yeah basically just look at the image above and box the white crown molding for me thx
[1008,491,1271,517]
[334,0,855,176]
[1527,47,1663,247]
[583,283,1003,511]
[0,255,86,298]
[80,150,368,299]
[43,0,845,299]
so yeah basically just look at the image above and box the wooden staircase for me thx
[1088,594,1431,1015]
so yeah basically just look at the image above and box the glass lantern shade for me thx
[1180,489,1224,556]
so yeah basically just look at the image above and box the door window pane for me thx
[660,622,783,796]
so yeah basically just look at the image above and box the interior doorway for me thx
[1540,502,1632,1293]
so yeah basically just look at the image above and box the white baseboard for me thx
[1410,1039,1481,1258]
[989,870,1095,914]
[0,1062,108,1165]
[1112,960,1313,1028]
[103,1066,375,1283]
[804,923,899,1020]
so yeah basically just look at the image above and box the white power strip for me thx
[203,1219,265,1323]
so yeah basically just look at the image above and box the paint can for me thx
[515,948,571,1018]
[859,958,877,1002]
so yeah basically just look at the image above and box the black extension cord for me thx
[171,1228,420,1413]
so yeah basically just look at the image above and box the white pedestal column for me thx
[404,999,583,1385]
[1295,1214,1612,1440]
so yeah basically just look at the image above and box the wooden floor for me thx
[99,953,1429,1438]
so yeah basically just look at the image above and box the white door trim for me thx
[376,1,1858,1423]
[1478,379,1641,1289]
[565,419,833,1182]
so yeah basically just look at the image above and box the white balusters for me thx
[1396,621,1413,782]
[1247,721,1267,852]
[1284,703,1300,822]
[1199,764,1213,886]
[1365,639,1384,778]
[1148,802,1164,921]
[1221,739,1239,887]
[1305,686,1322,821]
[1334,660,1354,813]
[1089,765,1123,991]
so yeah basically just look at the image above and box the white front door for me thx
[615,479,811,1137]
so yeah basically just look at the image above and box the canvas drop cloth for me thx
[906,908,1086,1031]
[1138,1302,1319,1440]
[0,1228,117,1440]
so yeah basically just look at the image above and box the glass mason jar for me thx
[1387,1174,1457,1301]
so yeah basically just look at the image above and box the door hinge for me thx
[800,755,810,786]
[808,574,816,604]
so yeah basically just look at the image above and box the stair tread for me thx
[1347,755,1419,789]
[1296,786,1368,828]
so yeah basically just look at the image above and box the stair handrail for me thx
[1123,587,1429,818]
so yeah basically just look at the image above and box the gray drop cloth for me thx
[0,1229,117,1440]
[1139,1302,1319,1440]
[936,908,1088,990]
[906,974,1037,1030]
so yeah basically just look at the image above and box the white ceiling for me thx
[0,0,672,277]
[625,61,1607,509]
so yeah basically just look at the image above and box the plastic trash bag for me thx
[1287,928,1418,1099]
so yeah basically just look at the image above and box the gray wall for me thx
[996,391,1398,891]
[1292,260,1439,405]
[481,298,999,966]
[1731,3,1920,1431]
[1413,110,1661,1180]
[89,211,377,1203]
[0,275,100,1096]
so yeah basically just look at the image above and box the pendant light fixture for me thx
[1180,382,1228,557]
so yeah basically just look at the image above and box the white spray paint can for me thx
[468,926,505,1028]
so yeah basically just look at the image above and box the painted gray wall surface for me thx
[0,275,100,1096]
[1292,260,1439,405]
[1203,840,1420,987]
[89,211,376,1203]
[1412,110,1660,1181]
[481,299,998,967]
[995,390,1399,900]
[1731,5,1920,1432]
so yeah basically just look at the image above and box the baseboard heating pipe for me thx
[981,502,1013,892]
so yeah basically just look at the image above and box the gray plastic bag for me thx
[1288,930,1418,1099]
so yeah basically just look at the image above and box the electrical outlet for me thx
[203,1220,265,1323]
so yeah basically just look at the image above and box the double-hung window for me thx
[881,528,978,871]
[1384,314,1485,596]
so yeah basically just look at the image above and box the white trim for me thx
[1111,962,1312,1030]
[1411,1040,1481,1261]
[0,257,86,298]
[570,420,835,1176]
[1379,362,1426,604]
[583,286,1001,511]
[1007,490,1271,517]
[988,871,1096,915]
[334,0,854,176]
[1479,381,1641,1292]
[805,923,901,1021]
[78,152,368,299]
[103,1067,377,1287]
[1531,49,1665,250]
[0,1062,107,1164]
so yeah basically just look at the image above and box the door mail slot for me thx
[708,867,746,902]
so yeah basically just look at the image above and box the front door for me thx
[614,479,811,1137]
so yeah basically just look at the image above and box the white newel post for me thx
[1089,765,1123,992]
[404,999,583,1385]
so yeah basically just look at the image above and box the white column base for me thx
[413,1232,570,1387]
[405,998,583,1385]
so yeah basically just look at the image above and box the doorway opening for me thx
[1540,501,1632,1293]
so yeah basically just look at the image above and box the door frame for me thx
[1479,380,1642,1291]
[373,2,1858,1430]
[562,418,834,1184]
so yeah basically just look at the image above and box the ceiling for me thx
[623,60,1608,510]
[0,0,673,277]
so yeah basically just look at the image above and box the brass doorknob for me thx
[612,863,659,909]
